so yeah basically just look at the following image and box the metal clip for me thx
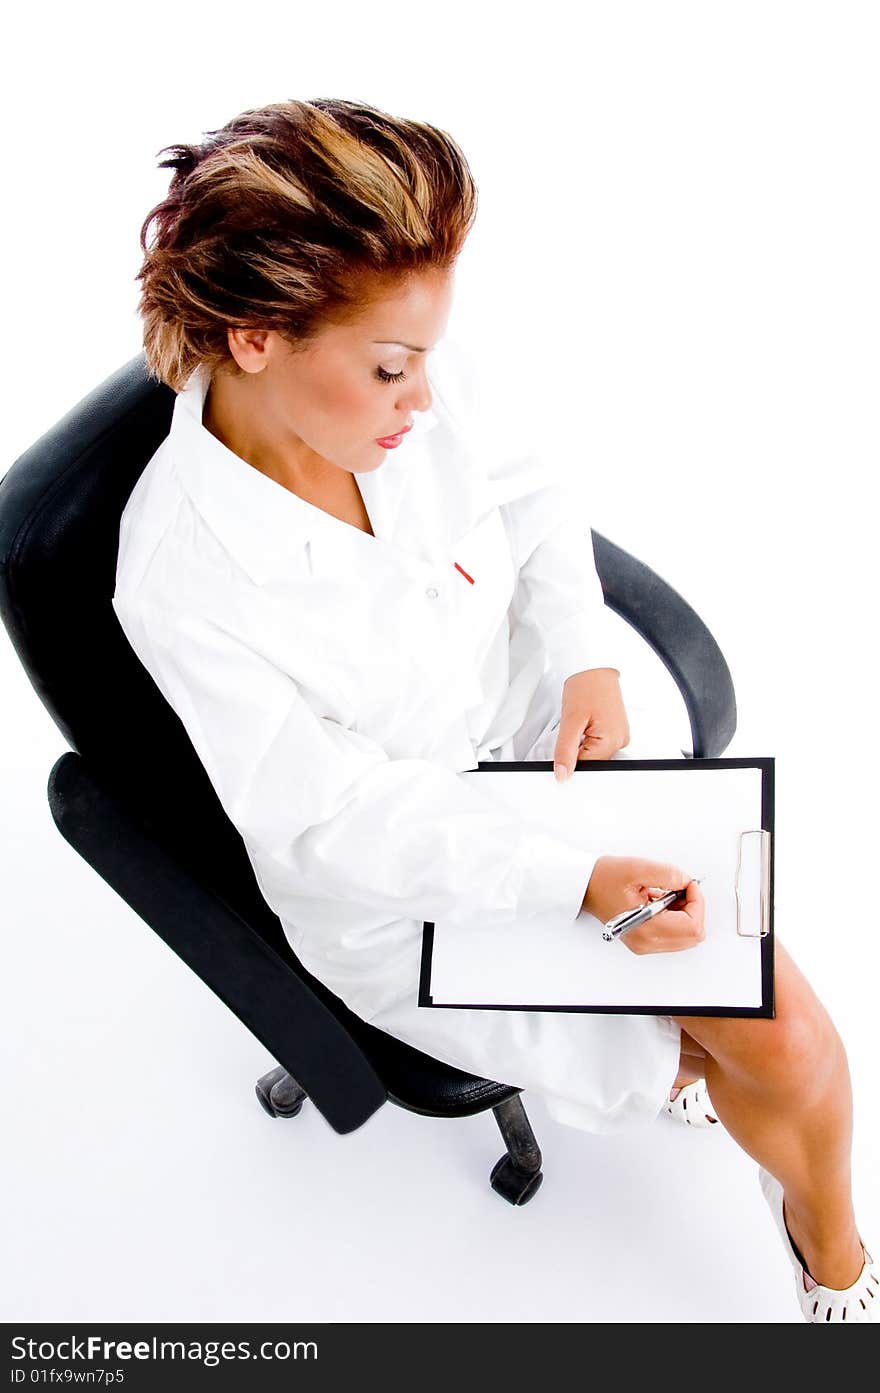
[735,828,771,937]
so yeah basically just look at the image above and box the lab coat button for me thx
[425,586,439,599]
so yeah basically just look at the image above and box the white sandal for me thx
[758,1165,878,1322]
[663,1078,720,1128]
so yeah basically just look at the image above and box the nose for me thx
[399,364,433,416]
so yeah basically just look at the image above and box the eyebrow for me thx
[372,340,430,353]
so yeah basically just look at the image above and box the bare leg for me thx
[671,1028,708,1095]
[671,937,865,1290]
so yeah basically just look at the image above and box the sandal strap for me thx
[664,1078,719,1127]
[802,1255,879,1322]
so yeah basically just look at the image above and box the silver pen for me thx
[602,878,704,942]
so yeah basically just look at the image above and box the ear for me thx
[227,325,272,372]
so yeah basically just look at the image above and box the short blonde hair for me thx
[136,97,479,392]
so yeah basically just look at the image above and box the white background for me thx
[2,0,877,1325]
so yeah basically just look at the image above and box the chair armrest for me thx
[47,751,387,1134]
[591,530,738,758]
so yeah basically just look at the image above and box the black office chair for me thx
[0,353,736,1206]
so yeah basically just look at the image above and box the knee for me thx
[766,1005,827,1074]
[757,936,847,1096]
[757,1000,842,1100]
[679,939,849,1101]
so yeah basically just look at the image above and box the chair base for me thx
[255,1065,544,1204]
[255,1063,307,1118]
[489,1093,543,1204]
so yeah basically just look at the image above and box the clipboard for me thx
[418,757,775,1017]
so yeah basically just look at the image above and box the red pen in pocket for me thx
[454,562,475,584]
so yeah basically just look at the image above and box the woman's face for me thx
[210,268,456,486]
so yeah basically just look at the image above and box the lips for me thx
[376,421,413,440]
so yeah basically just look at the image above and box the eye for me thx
[375,366,408,384]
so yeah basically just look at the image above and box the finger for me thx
[661,880,701,908]
[576,733,616,762]
[581,724,625,750]
[626,919,701,955]
[656,903,701,927]
[553,712,589,778]
[653,902,705,940]
[682,879,704,908]
[634,862,688,891]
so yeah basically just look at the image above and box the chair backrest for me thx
[0,352,293,957]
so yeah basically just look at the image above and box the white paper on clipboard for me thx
[423,761,772,1011]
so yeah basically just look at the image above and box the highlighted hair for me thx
[136,98,478,392]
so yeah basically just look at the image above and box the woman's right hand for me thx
[581,855,705,955]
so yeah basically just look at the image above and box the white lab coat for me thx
[111,339,682,1133]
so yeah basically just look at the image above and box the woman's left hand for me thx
[553,668,630,779]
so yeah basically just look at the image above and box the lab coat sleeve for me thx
[499,465,623,689]
[111,594,604,929]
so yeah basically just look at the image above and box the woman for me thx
[114,97,876,1322]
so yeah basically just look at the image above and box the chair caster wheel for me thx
[255,1065,307,1118]
[490,1154,543,1205]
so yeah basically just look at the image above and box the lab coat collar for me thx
[168,363,444,586]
